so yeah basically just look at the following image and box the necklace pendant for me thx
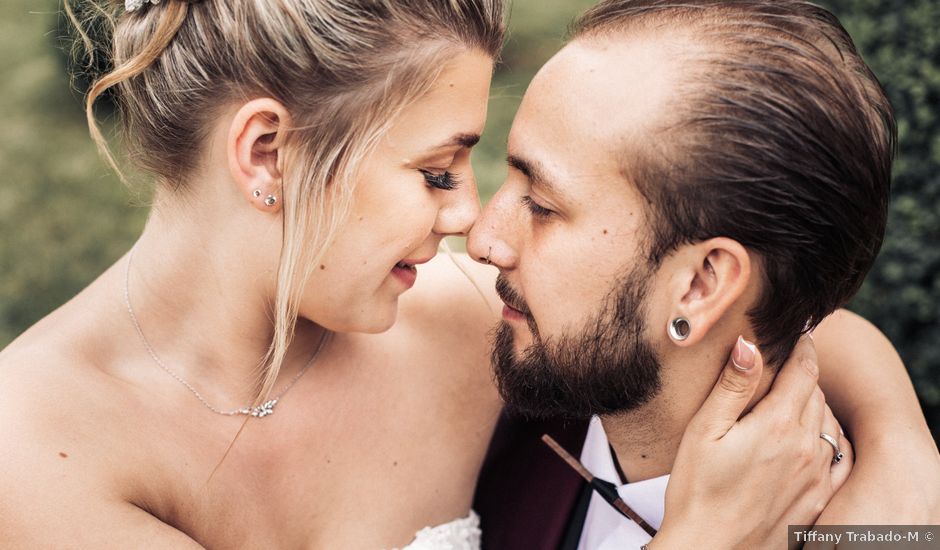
[250,399,278,417]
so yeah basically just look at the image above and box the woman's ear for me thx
[665,237,752,347]
[227,98,292,213]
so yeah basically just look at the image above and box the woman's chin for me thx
[334,306,399,335]
[358,317,397,334]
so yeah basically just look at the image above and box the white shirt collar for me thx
[576,416,669,550]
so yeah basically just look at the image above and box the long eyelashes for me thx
[521,195,554,219]
[420,169,462,191]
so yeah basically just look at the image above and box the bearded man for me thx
[469,1,940,548]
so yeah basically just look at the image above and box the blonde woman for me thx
[0,0,935,548]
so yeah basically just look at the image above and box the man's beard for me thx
[492,265,662,420]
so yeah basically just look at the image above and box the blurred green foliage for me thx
[0,1,936,435]
[0,1,147,347]
[817,0,940,432]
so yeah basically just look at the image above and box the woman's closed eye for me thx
[420,169,462,191]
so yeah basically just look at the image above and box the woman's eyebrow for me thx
[433,133,481,149]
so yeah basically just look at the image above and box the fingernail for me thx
[803,320,815,341]
[732,336,756,371]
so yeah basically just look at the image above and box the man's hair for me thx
[571,0,896,366]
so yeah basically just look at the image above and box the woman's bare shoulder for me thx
[395,251,503,406]
[0,350,200,547]
[0,339,168,542]
[397,251,499,358]
[400,251,502,336]
[0,313,142,475]
[0,334,114,454]
[813,308,900,366]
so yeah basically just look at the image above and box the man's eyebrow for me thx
[507,153,566,199]
[436,133,481,149]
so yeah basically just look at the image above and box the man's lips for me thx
[495,287,530,317]
[501,300,527,315]
[494,278,540,336]
[501,303,529,323]
[494,274,540,334]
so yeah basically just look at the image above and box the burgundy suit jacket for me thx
[473,411,592,550]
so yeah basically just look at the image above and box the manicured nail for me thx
[732,336,756,371]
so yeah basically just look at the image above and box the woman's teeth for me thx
[395,262,416,271]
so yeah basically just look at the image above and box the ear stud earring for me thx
[668,317,691,341]
[264,195,278,206]
[252,189,262,198]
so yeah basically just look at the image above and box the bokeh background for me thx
[1,0,937,438]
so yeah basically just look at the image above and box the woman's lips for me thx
[390,257,432,290]
[392,264,417,288]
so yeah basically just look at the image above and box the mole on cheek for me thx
[320,265,326,270]
[58,452,68,458]
[603,229,608,235]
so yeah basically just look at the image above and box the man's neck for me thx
[599,405,685,482]
[600,345,776,483]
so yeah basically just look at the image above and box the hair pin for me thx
[125,0,161,12]
[126,0,201,13]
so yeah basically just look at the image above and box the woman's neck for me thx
[122,205,323,406]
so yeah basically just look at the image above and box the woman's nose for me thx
[434,182,482,237]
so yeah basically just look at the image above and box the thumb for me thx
[690,336,764,440]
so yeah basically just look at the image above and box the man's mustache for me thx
[495,274,531,316]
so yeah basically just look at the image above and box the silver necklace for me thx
[123,248,327,418]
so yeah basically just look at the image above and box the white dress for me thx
[395,511,481,550]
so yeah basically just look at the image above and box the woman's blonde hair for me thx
[65,0,505,410]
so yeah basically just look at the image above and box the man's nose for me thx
[467,186,519,268]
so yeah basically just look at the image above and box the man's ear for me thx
[227,98,291,213]
[666,237,752,346]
